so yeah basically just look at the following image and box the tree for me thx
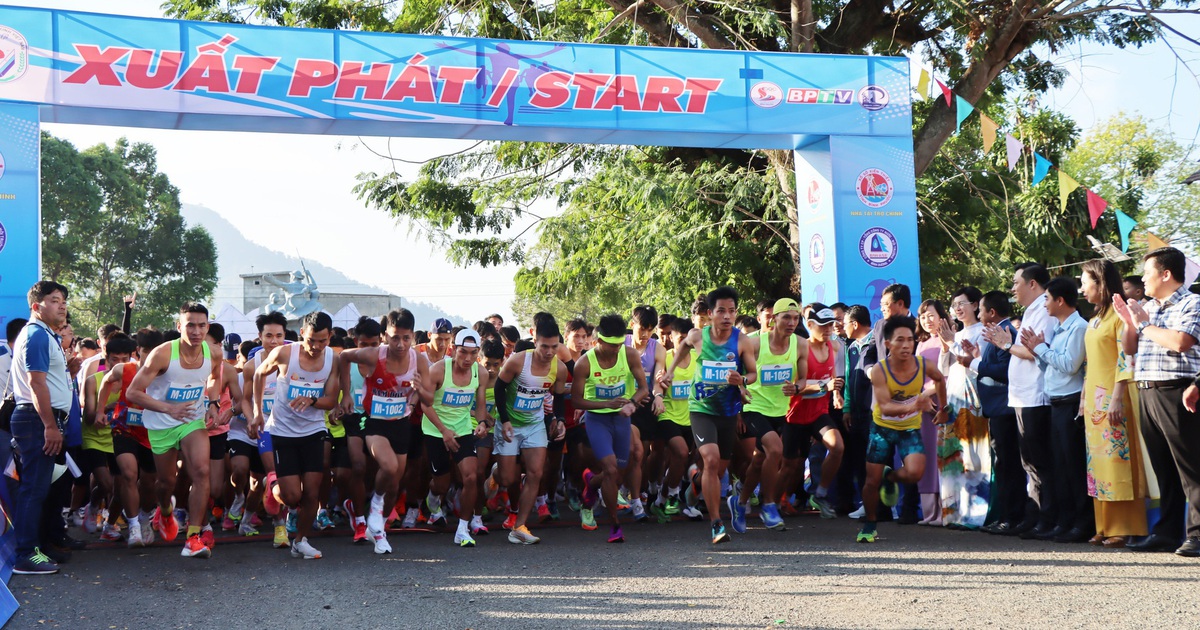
[40,134,219,334]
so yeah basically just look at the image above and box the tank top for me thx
[745,333,798,418]
[624,335,658,391]
[249,353,280,419]
[142,340,211,431]
[348,361,367,414]
[688,326,743,417]
[207,361,232,437]
[113,364,149,448]
[872,357,927,431]
[582,347,635,415]
[661,349,697,426]
[82,371,116,453]
[266,346,333,438]
[424,358,478,438]
[227,372,255,445]
[787,340,835,425]
[505,350,557,427]
[364,345,417,421]
[477,383,496,432]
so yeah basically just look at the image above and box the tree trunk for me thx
[766,149,802,293]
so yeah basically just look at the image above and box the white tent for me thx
[329,302,362,331]
[212,303,258,341]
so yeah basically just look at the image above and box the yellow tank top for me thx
[83,370,116,453]
[871,357,926,431]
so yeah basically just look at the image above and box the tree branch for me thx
[647,0,738,49]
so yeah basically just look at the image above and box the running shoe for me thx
[502,511,518,530]
[371,529,392,554]
[12,549,59,575]
[537,503,552,522]
[470,516,489,536]
[315,509,335,531]
[248,512,264,528]
[682,505,704,521]
[174,508,189,531]
[856,524,878,543]
[342,498,358,522]
[100,523,123,542]
[70,506,86,528]
[181,534,211,559]
[238,519,259,537]
[153,506,179,542]
[229,494,246,523]
[286,510,298,535]
[83,503,100,534]
[273,525,289,548]
[616,490,630,511]
[760,503,786,530]
[608,526,625,543]
[649,502,672,524]
[567,492,582,513]
[401,508,420,529]
[127,517,144,548]
[711,520,731,544]
[387,507,403,529]
[879,466,899,507]
[222,513,237,531]
[848,505,866,519]
[352,521,368,543]
[368,504,386,534]
[139,513,155,545]
[290,536,322,559]
[727,495,747,534]
[263,471,281,516]
[581,470,598,508]
[631,502,649,523]
[508,525,540,545]
[200,525,216,549]
[665,495,681,516]
[809,495,837,519]
[580,507,598,531]
[546,501,561,521]
[429,507,448,528]
[453,530,476,548]
[749,491,760,508]
[779,497,800,516]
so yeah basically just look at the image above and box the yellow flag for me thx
[980,114,998,152]
[1147,233,1170,250]
[1058,171,1079,212]
[916,68,930,101]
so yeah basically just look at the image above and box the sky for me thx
[6,1,1199,326]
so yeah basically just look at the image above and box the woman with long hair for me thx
[939,287,991,529]
[914,299,950,524]
[1080,259,1149,547]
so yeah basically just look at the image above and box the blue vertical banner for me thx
[794,141,838,305]
[0,102,40,329]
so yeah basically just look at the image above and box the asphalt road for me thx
[8,513,1200,629]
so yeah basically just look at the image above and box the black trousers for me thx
[1015,405,1056,528]
[835,412,871,512]
[1140,383,1200,540]
[988,411,1027,526]
[1049,393,1092,531]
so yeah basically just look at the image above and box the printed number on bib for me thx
[353,388,364,408]
[126,409,144,427]
[759,364,793,386]
[371,396,408,420]
[670,381,691,400]
[514,391,543,412]
[261,399,275,416]
[594,382,627,400]
[288,381,324,401]
[699,361,736,385]
[165,382,204,404]
[441,390,474,408]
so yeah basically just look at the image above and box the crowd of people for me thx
[4,245,1199,576]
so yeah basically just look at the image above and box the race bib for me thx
[261,398,275,416]
[441,389,475,408]
[287,380,324,401]
[699,360,736,385]
[165,382,204,404]
[670,380,691,400]
[486,401,496,415]
[759,364,792,386]
[353,388,364,408]
[370,395,408,420]
[594,382,627,400]
[514,391,543,412]
[126,409,144,427]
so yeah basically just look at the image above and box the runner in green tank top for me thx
[733,298,809,533]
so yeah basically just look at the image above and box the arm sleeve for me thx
[121,302,132,334]
[494,377,512,424]
[553,391,565,420]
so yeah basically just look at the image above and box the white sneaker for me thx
[453,529,476,547]
[428,507,447,527]
[290,536,323,559]
[681,505,703,520]
[849,505,866,520]
[367,507,385,534]
[371,530,392,554]
[139,513,155,545]
[101,522,123,542]
[229,493,246,521]
[401,509,420,529]
[127,517,144,548]
[507,525,540,545]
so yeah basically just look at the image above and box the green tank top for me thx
[661,349,696,426]
[582,347,635,414]
[82,371,115,452]
[424,358,478,438]
[688,326,743,416]
[745,333,798,417]
[475,386,496,432]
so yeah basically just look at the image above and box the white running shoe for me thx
[453,529,476,547]
[229,493,246,521]
[371,530,392,555]
[848,505,866,520]
[100,522,123,542]
[290,536,323,559]
[127,517,144,548]
[507,525,540,545]
[681,505,704,520]
[401,508,420,529]
[139,513,156,545]
[367,507,386,534]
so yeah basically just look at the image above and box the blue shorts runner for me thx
[865,423,925,465]
[583,411,632,468]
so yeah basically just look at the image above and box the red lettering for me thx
[640,76,686,113]
[125,49,182,90]
[232,55,279,94]
[334,62,392,100]
[485,67,519,107]
[173,53,230,93]
[592,74,642,111]
[571,73,610,110]
[63,45,130,86]
[383,62,436,103]
[683,78,722,113]
[287,59,339,98]
[437,66,481,104]
[529,71,571,109]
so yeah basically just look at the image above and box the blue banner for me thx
[0,102,39,329]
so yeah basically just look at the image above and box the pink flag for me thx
[1086,189,1108,229]
[1005,135,1022,171]
[936,79,953,106]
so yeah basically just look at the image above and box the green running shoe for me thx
[665,495,681,515]
[649,502,671,524]
[879,465,899,507]
[580,507,597,531]
[856,524,878,543]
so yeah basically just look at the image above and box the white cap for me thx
[455,329,481,348]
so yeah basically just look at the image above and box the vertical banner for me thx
[0,102,40,330]
[794,142,838,305]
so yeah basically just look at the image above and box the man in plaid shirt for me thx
[1115,247,1200,557]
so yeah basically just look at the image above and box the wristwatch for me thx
[1136,320,1150,334]
[308,396,318,405]
[1001,341,1012,351]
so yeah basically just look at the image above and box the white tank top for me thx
[142,340,211,431]
[266,346,333,438]
[227,372,254,445]
[249,352,280,419]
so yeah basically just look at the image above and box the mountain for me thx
[180,203,463,326]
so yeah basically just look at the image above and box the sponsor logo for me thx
[0,221,6,253]
[0,150,5,181]
[750,81,783,108]
[859,228,897,268]
[786,88,854,105]
[856,168,893,208]
[858,85,889,111]
[809,233,825,273]
[0,26,29,84]
[807,180,821,210]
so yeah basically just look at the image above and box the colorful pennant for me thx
[1005,135,1023,171]
[937,79,953,106]
[1086,189,1108,229]
[955,95,974,132]
[1058,171,1079,212]
[916,68,930,101]
[1115,209,1137,253]
[1032,153,1052,186]
[980,114,998,152]
[1147,233,1170,250]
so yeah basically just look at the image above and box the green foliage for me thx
[40,134,218,334]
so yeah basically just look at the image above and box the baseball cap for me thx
[222,333,242,360]
[806,308,838,325]
[455,329,481,348]
[772,298,800,315]
[431,318,453,334]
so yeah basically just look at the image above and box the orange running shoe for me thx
[181,534,211,559]
[153,506,179,542]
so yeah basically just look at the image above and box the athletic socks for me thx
[186,525,201,538]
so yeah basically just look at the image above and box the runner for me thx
[625,305,663,523]
[225,339,265,537]
[650,317,699,522]
[734,298,810,533]
[782,305,844,520]
[252,311,341,560]
[82,333,138,543]
[241,311,291,548]
[339,308,429,554]
[335,316,381,544]
[493,318,568,545]
[858,315,948,543]
[126,303,225,559]
[470,337,506,536]
[422,329,490,547]
[663,286,758,544]
[203,323,243,548]
[420,318,453,363]
[560,318,595,525]
[573,314,650,542]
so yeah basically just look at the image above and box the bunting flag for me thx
[954,95,974,132]
[1032,153,1052,186]
[1005,135,1023,171]
[1058,171,1079,212]
[1115,209,1137,253]
[937,79,953,106]
[1086,189,1108,228]
[980,114,998,152]
[1147,233,1170,250]
[916,68,931,100]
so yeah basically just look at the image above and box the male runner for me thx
[651,317,700,521]
[663,287,758,544]
[241,311,290,548]
[573,314,650,542]
[624,305,663,523]
[252,312,341,559]
[225,340,265,537]
[470,338,506,536]
[82,333,138,542]
[126,303,224,559]
[782,306,844,519]
[336,316,381,543]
